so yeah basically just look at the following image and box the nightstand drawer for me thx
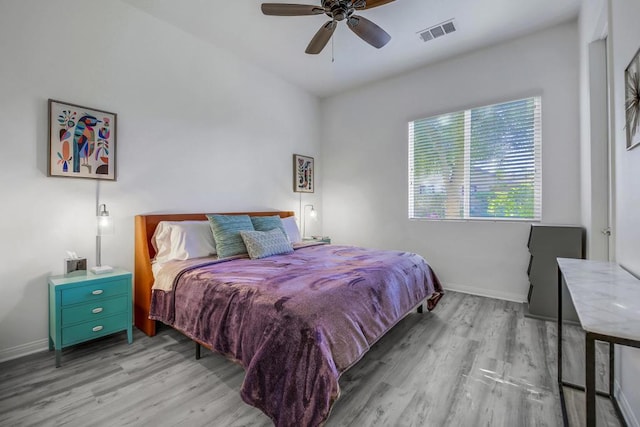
[61,279,128,306]
[61,312,129,346]
[61,295,128,326]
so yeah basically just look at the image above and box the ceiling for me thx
[123,0,581,98]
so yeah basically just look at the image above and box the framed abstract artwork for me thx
[48,99,117,180]
[293,154,314,193]
[625,47,640,150]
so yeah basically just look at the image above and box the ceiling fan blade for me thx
[261,3,324,16]
[305,20,337,54]
[347,15,391,49]
[355,0,396,10]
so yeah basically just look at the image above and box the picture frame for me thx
[293,154,314,193]
[625,47,640,150]
[48,99,117,180]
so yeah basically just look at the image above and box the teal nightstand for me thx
[48,268,133,367]
[303,237,331,244]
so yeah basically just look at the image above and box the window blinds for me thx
[409,97,541,220]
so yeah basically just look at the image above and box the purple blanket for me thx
[150,244,443,426]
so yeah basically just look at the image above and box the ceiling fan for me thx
[261,0,395,54]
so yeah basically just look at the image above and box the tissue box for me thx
[65,258,87,276]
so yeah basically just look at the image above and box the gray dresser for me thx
[525,224,584,322]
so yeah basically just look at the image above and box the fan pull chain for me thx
[331,33,335,63]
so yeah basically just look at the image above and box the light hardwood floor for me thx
[0,291,621,426]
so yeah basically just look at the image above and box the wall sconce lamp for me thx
[302,204,317,239]
[92,204,114,274]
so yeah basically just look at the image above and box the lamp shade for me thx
[303,204,318,238]
[97,204,114,236]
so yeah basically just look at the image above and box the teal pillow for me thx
[206,214,255,258]
[239,228,294,260]
[250,215,287,240]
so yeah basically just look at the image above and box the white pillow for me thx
[152,221,216,263]
[282,216,302,244]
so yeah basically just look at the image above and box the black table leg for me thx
[558,267,563,386]
[586,332,596,427]
[557,267,568,427]
[609,342,615,396]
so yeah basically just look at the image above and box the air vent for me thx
[418,19,456,42]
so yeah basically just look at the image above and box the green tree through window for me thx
[409,97,541,220]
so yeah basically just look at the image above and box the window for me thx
[409,97,541,220]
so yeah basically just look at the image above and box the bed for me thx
[134,211,443,427]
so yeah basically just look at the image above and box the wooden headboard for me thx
[134,211,295,336]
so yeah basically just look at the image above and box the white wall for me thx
[0,0,321,360]
[608,0,640,423]
[320,22,580,302]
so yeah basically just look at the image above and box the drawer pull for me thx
[92,290,104,295]
[92,307,103,314]
[92,326,104,332]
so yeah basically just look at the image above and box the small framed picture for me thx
[293,154,314,193]
[625,47,640,150]
[48,99,117,180]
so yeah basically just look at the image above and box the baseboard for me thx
[443,282,525,304]
[522,302,580,325]
[0,338,49,363]
[615,380,640,427]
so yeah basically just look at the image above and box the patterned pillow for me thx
[239,228,294,260]
[250,215,287,240]
[206,214,255,259]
